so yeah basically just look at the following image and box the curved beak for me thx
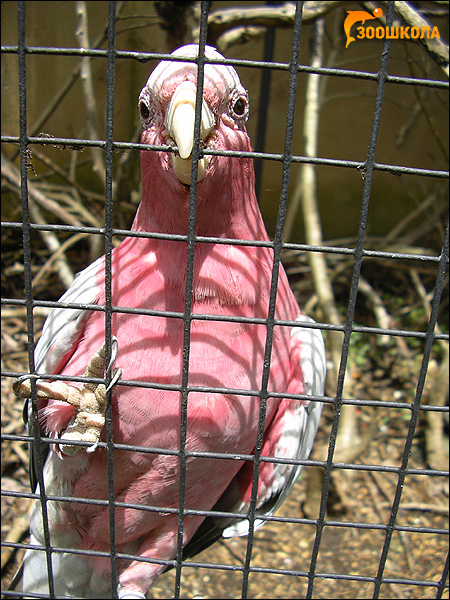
[165,81,215,185]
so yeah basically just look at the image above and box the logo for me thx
[344,8,383,47]
[344,7,440,48]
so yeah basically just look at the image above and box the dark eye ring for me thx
[233,97,247,117]
[140,101,150,120]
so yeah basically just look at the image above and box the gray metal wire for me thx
[1,1,449,599]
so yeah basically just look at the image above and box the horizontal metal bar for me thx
[2,134,449,178]
[1,45,448,89]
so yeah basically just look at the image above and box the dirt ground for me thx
[149,408,449,600]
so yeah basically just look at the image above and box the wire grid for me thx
[1,1,449,599]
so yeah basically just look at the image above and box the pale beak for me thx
[165,81,215,185]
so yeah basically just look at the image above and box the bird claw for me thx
[106,366,122,394]
[13,337,121,456]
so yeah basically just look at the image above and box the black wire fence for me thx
[1,1,449,599]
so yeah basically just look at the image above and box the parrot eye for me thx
[233,96,247,117]
[139,101,150,120]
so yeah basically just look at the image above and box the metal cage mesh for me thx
[1,1,449,599]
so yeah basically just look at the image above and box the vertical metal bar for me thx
[104,1,118,597]
[241,2,305,598]
[17,1,56,597]
[306,2,395,598]
[372,220,450,599]
[173,3,210,597]
[435,551,449,600]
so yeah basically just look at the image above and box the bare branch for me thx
[390,0,449,78]
[284,18,344,390]
[25,1,127,143]
[357,276,391,346]
[75,1,106,186]
[410,268,449,471]
[2,153,75,289]
[201,1,342,47]
[215,26,266,53]
[32,232,88,290]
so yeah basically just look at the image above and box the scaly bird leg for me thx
[13,337,122,455]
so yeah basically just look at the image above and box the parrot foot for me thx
[13,337,122,455]
[58,337,122,456]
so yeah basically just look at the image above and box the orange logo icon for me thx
[344,8,383,47]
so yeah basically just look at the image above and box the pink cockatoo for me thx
[17,44,326,599]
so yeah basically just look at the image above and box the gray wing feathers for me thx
[34,257,103,373]
[222,314,326,538]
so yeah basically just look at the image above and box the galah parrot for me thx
[16,44,326,599]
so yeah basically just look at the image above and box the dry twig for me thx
[410,268,449,471]
[2,153,75,289]
[203,1,342,50]
[75,1,107,187]
[390,0,449,77]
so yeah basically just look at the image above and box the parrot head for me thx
[138,44,250,187]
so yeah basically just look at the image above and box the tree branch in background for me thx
[284,18,359,449]
[2,153,75,290]
[75,1,106,187]
[284,18,368,517]
[205,1,449,76]
[13,1,127,153]
[410,268,449,472]
[203,1,341,50]
[390,0,449,78]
